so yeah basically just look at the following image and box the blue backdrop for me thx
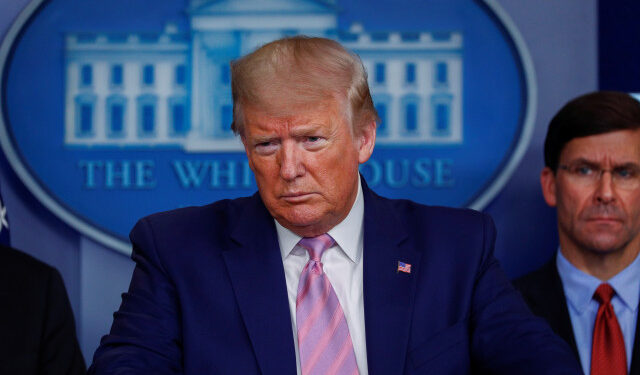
[0,0,599,363]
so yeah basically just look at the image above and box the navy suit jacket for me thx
[90,182,581,374]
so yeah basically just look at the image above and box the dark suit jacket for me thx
[90,182,581,374]
[0,245,86,375]
[514,258,640,375]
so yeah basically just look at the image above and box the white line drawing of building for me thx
[64,0,463,152]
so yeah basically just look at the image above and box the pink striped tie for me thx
[296,234,359,375]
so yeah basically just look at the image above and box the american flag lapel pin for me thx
[397,261,411,274]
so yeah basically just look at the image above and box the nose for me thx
[594,170,615,204]
[279,141,304,181]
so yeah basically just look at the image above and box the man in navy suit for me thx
[515,91,640,375]
[90,36,581,374]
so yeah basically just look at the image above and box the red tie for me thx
[591,283,627,375]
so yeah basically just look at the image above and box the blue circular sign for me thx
[0,0,535,253]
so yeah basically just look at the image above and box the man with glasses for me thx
[515,91,640,375]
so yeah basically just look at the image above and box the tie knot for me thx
[298,233,335,261]
[593,283,616,305]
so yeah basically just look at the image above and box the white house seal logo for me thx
[0,0,535,254]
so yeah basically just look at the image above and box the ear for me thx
[356,120,376,164]
[540,167,557,207]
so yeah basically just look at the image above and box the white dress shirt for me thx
[275,179,367,375]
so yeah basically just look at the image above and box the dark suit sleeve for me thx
[469,214,583,374]
[39,267,87,375]
[89,218,183,374]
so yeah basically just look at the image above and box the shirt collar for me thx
[609,250,640,312]
[275,178,364,263]
[556,249,640,313]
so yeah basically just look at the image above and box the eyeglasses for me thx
[558,162,640,190]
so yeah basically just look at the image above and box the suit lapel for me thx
[362,183,421,375]
[222,194,296,375]
[544,260,580,357]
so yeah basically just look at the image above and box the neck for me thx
[559,239,640,281]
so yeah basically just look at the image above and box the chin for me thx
[278,210,322,228]
[285,210,342,236]
[582,237,627,254]
[290,215,324,229]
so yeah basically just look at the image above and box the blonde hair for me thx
[230,36,378,136]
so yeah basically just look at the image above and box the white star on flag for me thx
[0,199,8,234]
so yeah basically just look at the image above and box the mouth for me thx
[281,192,315,203]
[586,217,624,224]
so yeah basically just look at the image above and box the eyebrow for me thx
[290,123,327,137]
[246,121,333,144]
[566,158,640,169]
[613,162,640,170]
[562,158,597,167]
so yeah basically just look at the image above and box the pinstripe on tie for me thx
[296,234,359,375]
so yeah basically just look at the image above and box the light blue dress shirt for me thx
[556,250,640,375]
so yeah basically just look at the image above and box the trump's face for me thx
[242,99,375,237]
